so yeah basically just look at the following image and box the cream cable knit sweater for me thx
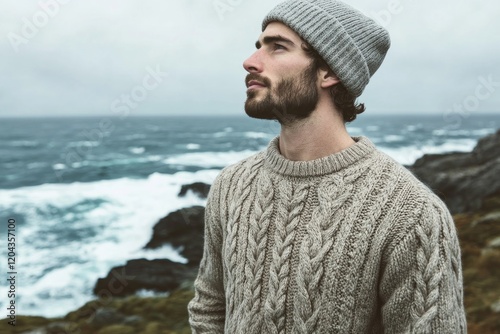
[188,136,467,334]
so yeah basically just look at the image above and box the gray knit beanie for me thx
[262,0,391,97]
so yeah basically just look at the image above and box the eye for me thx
[273,43,286,51]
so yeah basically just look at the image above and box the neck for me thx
[278,102,355,161]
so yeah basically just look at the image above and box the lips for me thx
[246,80,266,90]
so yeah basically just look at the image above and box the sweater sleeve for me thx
[188,172,226,333]
[379,197,467,334]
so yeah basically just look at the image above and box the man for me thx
[188,0,467,333]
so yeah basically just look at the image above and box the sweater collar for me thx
[264,135,376,177]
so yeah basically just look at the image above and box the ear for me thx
[318,68,340,88]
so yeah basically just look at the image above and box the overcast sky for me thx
[1,0,499,118]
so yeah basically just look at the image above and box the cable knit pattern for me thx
[235,172,275,333]
[411,207,441,333]
[188,135,467,334]
[292,177,349,334]
[224,158,263,321]
[264,181,309,334]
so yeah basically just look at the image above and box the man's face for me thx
[243,22,319,124]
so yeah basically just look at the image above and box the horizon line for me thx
[1,112,499,119]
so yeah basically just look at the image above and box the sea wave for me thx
[163,150,260,168]
[244,131,273,139]
[67,141,100,148]
[186,143,201,150]
[53,155,164,169]
[10,140,40,147]
[379,138,477,165]
[0,169,219,317]
[129,146,146,154]
[433,128,495,137]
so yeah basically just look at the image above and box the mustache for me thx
[245,73,271,87]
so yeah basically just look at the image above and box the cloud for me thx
[0,0,498,117]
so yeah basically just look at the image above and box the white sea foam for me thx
[0,169,219,317]
[70,161,89,168]
[244,131,273,139]
[186,143,201,150]
[52,163,67,170]
[163,150,259,168]
[384,135,405,142]
[213,132,228,138]
[68,156,165,169]
[129,146,146,154]
[347,127,362,135]
[148,155,163,162]
[379,138,477,165]
[208,127,234,138]
[136,289,169,298]
[366,125,379,131]
[433,128,495,137]
[472,128,496,136]
[406,125,421,132]
[67,141,100,148]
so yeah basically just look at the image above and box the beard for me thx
[244,62,319,125]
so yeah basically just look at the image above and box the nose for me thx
[243,49,263,73]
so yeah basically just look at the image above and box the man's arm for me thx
[379,197,467,333]
[188,173,226,333]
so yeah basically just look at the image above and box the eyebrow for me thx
[255,35,296,49]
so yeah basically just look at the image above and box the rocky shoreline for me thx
[2,130,500,334]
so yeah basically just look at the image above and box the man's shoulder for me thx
[369,149,456,258]
[368,148,452,224]
[375,148,441,198]
[373,148,454,230]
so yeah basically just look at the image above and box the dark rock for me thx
[410,129,500,214]
[123,315,143,326]
[46,322,78,334]
[87,308,126,327]
[96,324,135,334]
[472,129,500,164]
[144,206,205,265]
[93,259,198,297]
[178,182,211,199]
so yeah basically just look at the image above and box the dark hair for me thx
[301,42,365,123]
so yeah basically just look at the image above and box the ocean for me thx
[0,114,499,318]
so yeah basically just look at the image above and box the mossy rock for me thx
[455,195,500,333]
[62,289,193,333]
[140,321,190,334]
[0,315,56,333]
[97,324,136,334]
[481,194,500,212]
